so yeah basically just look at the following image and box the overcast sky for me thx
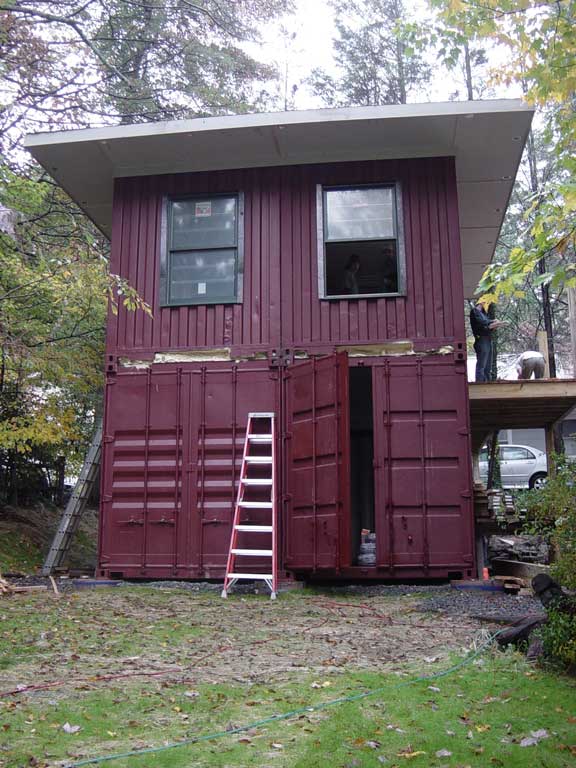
[248,0,522,111]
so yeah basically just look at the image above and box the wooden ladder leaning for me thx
[221,413,277,599]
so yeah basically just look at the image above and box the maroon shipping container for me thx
[108,157,465,358]
[99,353,474,581]
[97,154,475,582]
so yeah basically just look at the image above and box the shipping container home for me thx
[26,101,534,580]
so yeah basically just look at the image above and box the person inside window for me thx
[343,254,360,294]
[381,244,398,292]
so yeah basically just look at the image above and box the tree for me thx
[0,0,294,148]
[309,0,430,107]
[0,0,295,505]
[430,1,576,298]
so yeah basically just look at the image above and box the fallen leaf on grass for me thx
[106,731,117,737]
[475,724,491,733]
[397,746,426,759]
[62,722,81,734]
[271,742,284,749]
[520,729,549,747]
[364,740,381,749]
[427,686,440,692]
[184,690,200,698]
[311,680,331,688]
[435,749,452,757]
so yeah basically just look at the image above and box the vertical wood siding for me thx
[107,157,465,356]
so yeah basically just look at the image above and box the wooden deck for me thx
[469,379,576,452]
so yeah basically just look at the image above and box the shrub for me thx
[539,608,576,670]
[519,454,576,589]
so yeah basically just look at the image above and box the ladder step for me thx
[242,479,273,486]
[246,456,272,464]
[227,573,274,580]
[248,412,274,418]
[239,501,273,508]
[235,525,273,532]
[231,549,273,556]
[248,435,273,443]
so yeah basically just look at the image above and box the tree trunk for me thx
[464,41,474,100]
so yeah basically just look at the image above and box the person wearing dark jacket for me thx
[469,302,506,382]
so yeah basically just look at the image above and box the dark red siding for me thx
[107,157,465,357]
[99,354,473,581]
[283,353,350,572]
[371,356,474,573]
[99,362,278,579]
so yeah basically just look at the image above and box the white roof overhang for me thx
[25,100,533,299]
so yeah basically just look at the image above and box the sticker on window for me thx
[197,282,207,295]
[195,202,212,218]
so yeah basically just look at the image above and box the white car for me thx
[479,444,548,489]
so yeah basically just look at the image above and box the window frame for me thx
[160,192,244,307]
[316,182,406,300]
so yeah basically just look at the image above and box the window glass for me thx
[163,194,241,306]
[321,184,402,298]
[325,187,395,241]
[169,249,236,302]
[501,447,530,461]
[171,197,237,250]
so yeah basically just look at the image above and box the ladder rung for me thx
[239,501,272,508]
[248,413,274,418]
[235,525,273,532]
[231,549,273,556]
[242,479,272,486]
[227,573,274,580]
[246,456,272,464]
[248,435,272,443]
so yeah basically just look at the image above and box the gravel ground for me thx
[5,577,544,622]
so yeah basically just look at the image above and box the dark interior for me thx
[325,239,398,296]
[349,366,375,564]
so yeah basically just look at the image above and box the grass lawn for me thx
[0,587,574,767]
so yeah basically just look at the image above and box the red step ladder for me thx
[221,413,278,599]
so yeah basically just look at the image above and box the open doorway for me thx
[349,366,375,564]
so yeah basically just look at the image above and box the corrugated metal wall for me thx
[99,363,278,578]
[107,157,465,356]
[99,355,473,581]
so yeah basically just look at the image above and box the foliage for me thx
[519,454,576,589]
[309,0,431,107]
[539,608,576,669]
[0,0,294,504]
[430,1,576,298]
[0,0,293,147]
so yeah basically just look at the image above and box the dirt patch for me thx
[0,587,493,698]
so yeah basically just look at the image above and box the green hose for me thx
[66,629,504,767]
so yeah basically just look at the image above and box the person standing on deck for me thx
[469,301,507,382]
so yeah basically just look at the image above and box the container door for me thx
[373,358,474,572]
[100,369,188,577]
[283,352,350,571]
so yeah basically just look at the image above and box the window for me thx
[317,184,405,298]
[161,194,243,306]
[501,447,533,461]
